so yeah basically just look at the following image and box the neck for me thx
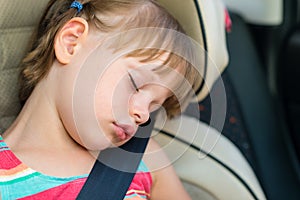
[2,79,96,177]
[3,79,77,152]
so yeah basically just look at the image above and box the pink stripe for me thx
[0,150,22,169]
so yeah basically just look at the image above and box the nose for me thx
[131,106,150,126]
[129,93,151,126]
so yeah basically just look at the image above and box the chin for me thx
[76,136,112,152]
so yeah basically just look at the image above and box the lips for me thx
[113,123,136,141]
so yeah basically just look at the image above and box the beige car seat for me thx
[154,0,266,199]
[0,0,266,199]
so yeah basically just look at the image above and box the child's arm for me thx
[144,139,191,200]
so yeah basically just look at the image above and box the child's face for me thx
[70,53,182,151]
[94,56,172,147]
[52,19,193,151]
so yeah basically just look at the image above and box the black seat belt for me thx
[77,117,154,200]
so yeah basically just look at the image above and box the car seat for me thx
[153,0,266,199]
[0,0,266,199]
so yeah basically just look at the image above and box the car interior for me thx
[0,0,300,199]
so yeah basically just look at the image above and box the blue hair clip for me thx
[70,1,83,13]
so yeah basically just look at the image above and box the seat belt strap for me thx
[77,119,154,200]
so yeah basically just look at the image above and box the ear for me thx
[54,17,89,64]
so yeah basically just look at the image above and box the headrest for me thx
[158,0,229,101]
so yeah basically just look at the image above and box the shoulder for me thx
[0,136,22,170]
[143,138,191,200]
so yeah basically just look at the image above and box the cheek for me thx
[94,72,134,122]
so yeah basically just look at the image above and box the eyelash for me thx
[128,72,139,92]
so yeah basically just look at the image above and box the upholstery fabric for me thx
[0,0,49,132]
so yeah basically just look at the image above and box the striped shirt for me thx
[0,136,152,199]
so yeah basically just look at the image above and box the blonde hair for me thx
[19,0,202,118]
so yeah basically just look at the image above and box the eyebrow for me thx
[128,72,139,92]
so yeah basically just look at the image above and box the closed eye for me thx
[128,72,139,92]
